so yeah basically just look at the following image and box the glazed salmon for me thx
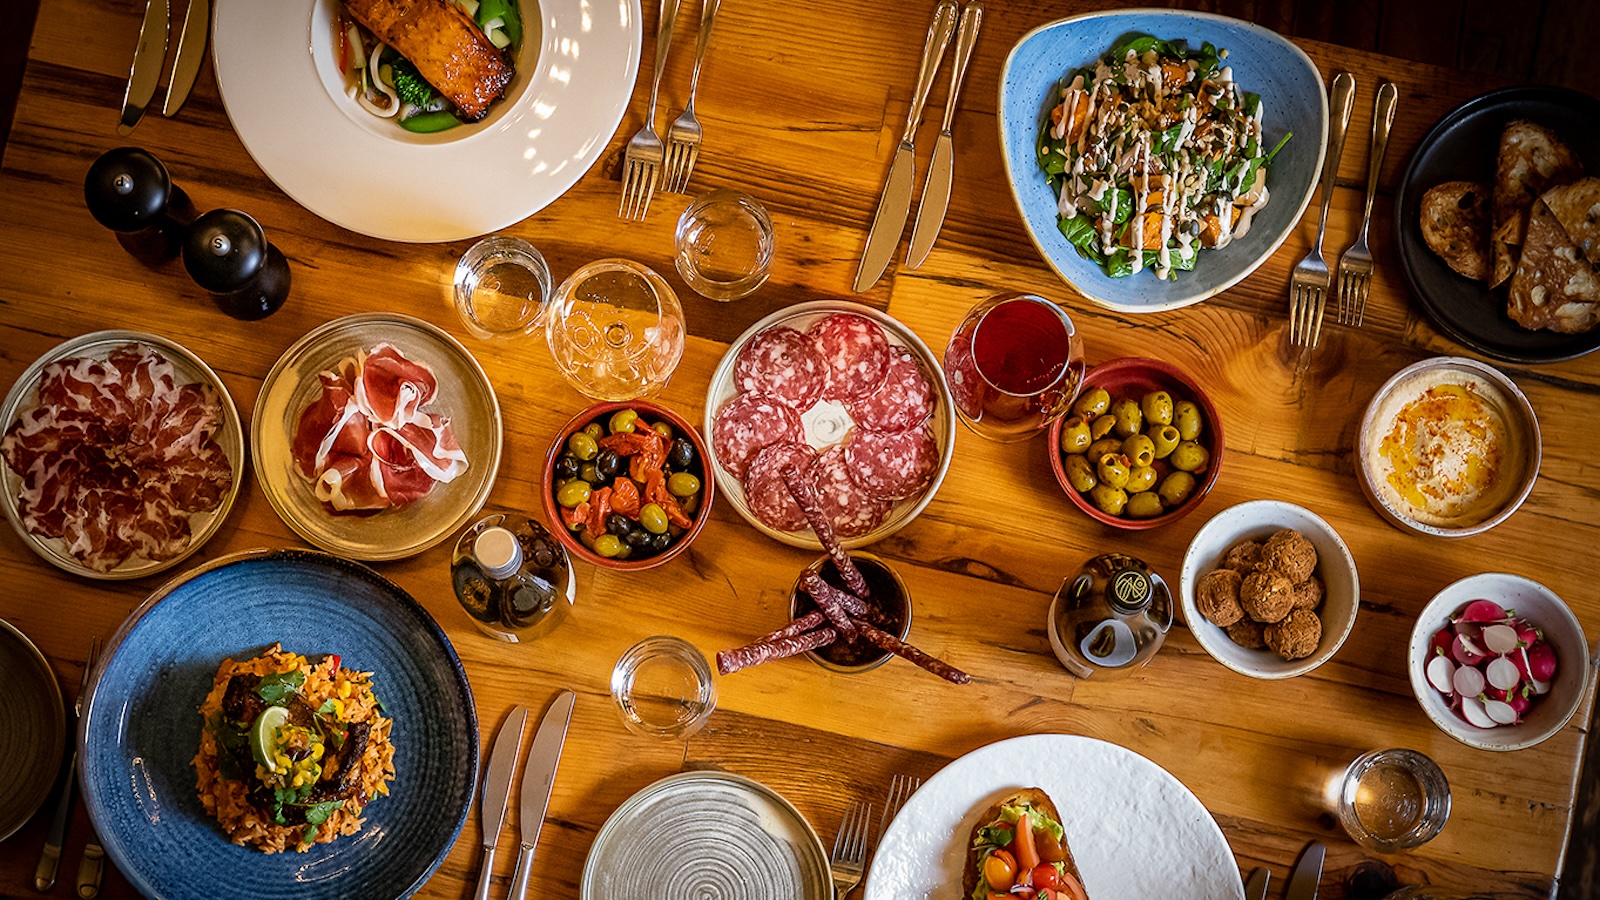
[343,0,513,120]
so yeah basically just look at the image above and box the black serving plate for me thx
[1394,86,1600,363]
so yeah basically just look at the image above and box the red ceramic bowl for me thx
[1047,358,1224,529]
[541,400,714,571]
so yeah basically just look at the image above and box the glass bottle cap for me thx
[475,527,523,579]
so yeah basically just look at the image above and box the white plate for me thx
[252,313,501,560]
[582,771,830,900]
[0,331,245,580]
[212,0,642,242]
[865,734,1244,900]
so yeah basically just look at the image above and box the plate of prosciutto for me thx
[704,301,954,550]
[252,313,501,560]
[0,331,244,579]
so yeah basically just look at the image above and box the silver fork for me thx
[830,801,873,899]
[619,0,684,220]
[874,774,920,849]
[1288,71,1356,349]
[36,637,100,893]
[663,0,720,194]
[1336,80,1398,328]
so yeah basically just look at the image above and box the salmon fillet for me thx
[344,0,513,120]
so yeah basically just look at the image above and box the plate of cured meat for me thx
[704,301,954,550]
[253,313,501,560]
[0,332,245,580]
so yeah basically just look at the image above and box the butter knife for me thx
[162,0,210,116]
[473,706,529,900]
[1285,842,1325,900]
[1245,866,1270,900]
[905,0,983,269]
[851,0,958,292]
[119,0,170,136]
[506,690,576,900]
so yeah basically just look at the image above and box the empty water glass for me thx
[453,235,552,341]
[674,189,774,301]
[610,635,717,739]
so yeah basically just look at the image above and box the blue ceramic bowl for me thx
[999,10,1328,312]
[79,549,478,900]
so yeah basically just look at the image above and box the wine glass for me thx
[546,259,685,401]
[943,293,1084,442]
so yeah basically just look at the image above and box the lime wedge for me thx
[250,706,290,773]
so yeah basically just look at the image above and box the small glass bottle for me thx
[1048,553,1173,678]
[451,514,574,642]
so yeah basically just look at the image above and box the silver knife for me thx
[162,0,210,116]
[1285,842,1325,900]
[118,0,170,136]
[505,690,576,900]
[1245,866,1270,900]
[905,0,983,269]
[473,706,529,900]
[851,0,958,292]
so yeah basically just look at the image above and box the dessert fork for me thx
[619,0,683,220]
[663,0,720,194]
[1287,71,1356,349]
[830,800,873,898]
[1336,80,1398,328]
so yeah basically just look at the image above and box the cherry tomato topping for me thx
[1032,864,1060,890]
[983,849,1017,890]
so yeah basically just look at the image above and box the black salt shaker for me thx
[182,209,291,320]
[83,147,197,265]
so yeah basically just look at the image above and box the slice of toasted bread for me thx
[1542,177,1600,266]
[1507,198,1600,333]
[1490,120,1584,287]
[963,788,1087,899]
[1420,181,1491,281]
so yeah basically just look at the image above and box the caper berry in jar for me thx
[1150,425,1180,460]
[1158,470,1197,506]
[1125,464,1157,493]
[639,503,670,535]
[1059,417,1092,454]
[1125,491,1165,519]
[1170,440,1209,473]
[1141,390,1174,426]
[566,431,599,461]
[1088,484,1128,515]
[1073,386,1111,420]
[1064,454,1097,492]
[1110,399,1143,438]
[1096,453,1131,490]
[668,472,700,497]
[609,408,638,434]
[1173,400,1203,441]
[1122,434,1156,468]
[556,479,592,508]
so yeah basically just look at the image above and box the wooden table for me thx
[0,0,1593,897]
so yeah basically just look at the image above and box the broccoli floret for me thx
[389,58,437,109]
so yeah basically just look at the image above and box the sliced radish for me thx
[1453,664,1486,698]
[1486,656,1522,691]
[1527,641,1558,681]
[1459,599,1508,623]
[1482,624,1520,655]
[1426,655,1456,694]
[1459,696,1497,728]
[1452,635,1489,667]
[1483,699,1520,725]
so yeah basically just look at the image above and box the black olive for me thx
[553,455,580,482]
[666,438,695,471]
[650,532,674,553]
[624,528,653,548]
[605,514,632,537]
[595,449,624,480]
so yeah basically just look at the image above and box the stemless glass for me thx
[610,635,717,739]
[452,235,552,341]
[1336,748,1451,852]
[943,293,1084,442]
[547,259,686,401]
[674,189,775,301]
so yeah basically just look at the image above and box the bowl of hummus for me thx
[1356,357,1540,537]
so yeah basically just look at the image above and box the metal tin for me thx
[787,551,913,674]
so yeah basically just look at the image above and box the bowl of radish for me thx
[1409,573,1590,751]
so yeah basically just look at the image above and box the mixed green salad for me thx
[1037,34,1290,279]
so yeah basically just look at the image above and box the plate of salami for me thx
[252,313,501,560]
[0,332,245,580]
[704,301,954,549]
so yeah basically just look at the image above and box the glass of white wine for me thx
[547,259,685,401]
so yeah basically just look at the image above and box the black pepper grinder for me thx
[83,147,197,265]
[182,209,291,320]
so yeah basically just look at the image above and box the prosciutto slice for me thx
[291,343,468,514]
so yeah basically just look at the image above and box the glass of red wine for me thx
[943,293,1085,442]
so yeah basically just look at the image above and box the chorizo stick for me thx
[857,621,971,685]
[780,463,870,599]
[716,628,836,675]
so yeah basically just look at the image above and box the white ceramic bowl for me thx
[1356,357,1540,538]
[1179,500,1360,678]
[1407,573,1589,752]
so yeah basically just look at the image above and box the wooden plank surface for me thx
[0,0,1595,899]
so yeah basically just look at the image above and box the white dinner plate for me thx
[212,0,642,242]
[865,734,1245,900]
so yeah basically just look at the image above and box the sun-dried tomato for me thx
[585,486,613,540]
[610,478,641,518]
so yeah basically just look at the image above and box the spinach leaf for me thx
[1057,214,1105,265]
[973,824,1013,848]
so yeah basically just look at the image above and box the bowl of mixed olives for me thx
[541,400,713,570]
[1048,358,1223,529]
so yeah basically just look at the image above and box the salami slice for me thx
[712,394,802,480]
[844,424,939,502]
[808,313,891,401]
[809,445,890,538]
[845,348,934,433]
[741,442,818,531]
[733,326,826,410]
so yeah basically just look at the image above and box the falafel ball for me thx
[1196,569,1245,626]
[1291,575,1324,611]
[1240,570,1295,623]
[1261,529,1318,582]
[1265,608,1322,660]
[1222,540,1263,572]
[1224,617,1267,650]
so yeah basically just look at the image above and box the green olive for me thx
[1141,390,1174,426]
[1170,440,1210,473]
[579,463,599,483]
[1086,437,1123,464]
[1150,424,1181,460]
[1158,470,1197,506]
[1110,399,1143,438]
[652,421,673,438]
[668,472,701,497]
[556,479,592,508]
[1058,417,1092,454]
[594,534,624,558]
[1126,491,1166,519]
[1173,400,1203,441]
[1125,465,1157,493]
[583,423,604,440]
[1064,454,1097,492]
[640,503,669,534]
[609,408,639,434]
[1121,434,1156,468]
[1089,484,1128,515]
[1089,414,1118,440]
[567,431,599,461]
[1073,387,1111,420]
[1096,453,1131,489]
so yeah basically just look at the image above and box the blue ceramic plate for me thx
[999,10,1328,312]
[79,549,478,900]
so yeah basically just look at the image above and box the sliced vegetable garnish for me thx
[249,705,291,773]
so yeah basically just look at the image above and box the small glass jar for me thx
[1048,553,1172,678]
[451,513,574,642]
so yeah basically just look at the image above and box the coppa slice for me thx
[712,394,803,480]
[808,312,891,401]
[844,424,939,501]
[734,326,826,410]
[809,446,890,538]
[742,442,818,532]
[846,348,934,433]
